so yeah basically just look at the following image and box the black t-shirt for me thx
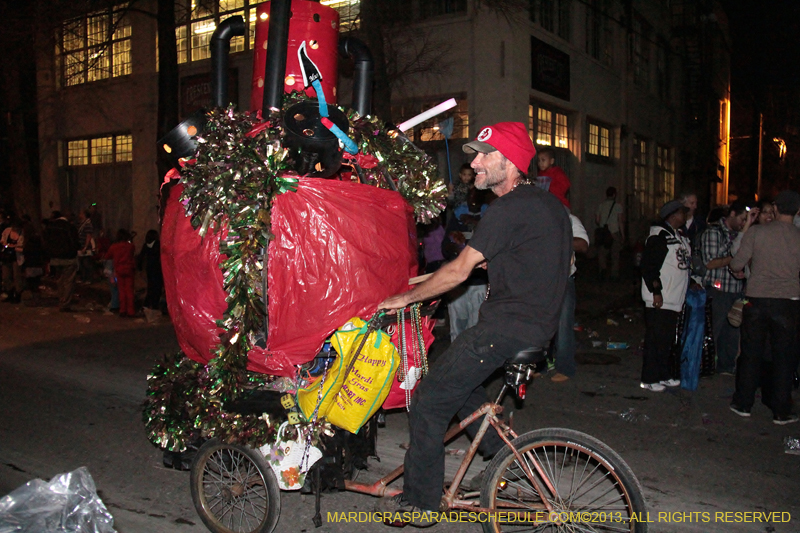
[468,184,572,347]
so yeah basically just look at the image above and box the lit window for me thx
[555,113,569,148]
[68,140,89,166]
[530,104,571,149]
[600,128,610,157]
[176,26,188,64]
[64,134,133,166]
[587,121,610,158]
[91,137,114,164]
[322,0,360,31]
[537,108,552,146]
[174,0,267,65]
[58,4,131,87]
[116,135,133,162]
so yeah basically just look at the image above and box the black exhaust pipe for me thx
[210,16,245,108]
[339,37,373,117]
[262,0,293,112]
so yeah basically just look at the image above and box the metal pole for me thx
[756,113,763,199]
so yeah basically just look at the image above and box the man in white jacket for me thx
[639,200,691,392]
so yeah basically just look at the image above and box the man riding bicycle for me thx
[378,122,572,527]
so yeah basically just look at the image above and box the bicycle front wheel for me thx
[480,428,647,533]
[190,439,281,533]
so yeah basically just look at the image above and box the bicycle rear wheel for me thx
[190,439,281,533]
[480,428,647,532]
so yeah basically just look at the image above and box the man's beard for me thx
[476,158,507,191]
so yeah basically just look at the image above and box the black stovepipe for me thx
[210,16,245,108]
[339,36,373,117]
[262,0,293,112]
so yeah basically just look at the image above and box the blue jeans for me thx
[552,276,576,376]
[707,287,742,373]
[403,325,532,511]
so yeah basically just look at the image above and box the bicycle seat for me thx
[507,347,545,365]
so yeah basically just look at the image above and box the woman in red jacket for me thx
[105,229,136,317]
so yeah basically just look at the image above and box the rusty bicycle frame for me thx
[344,399,560,523]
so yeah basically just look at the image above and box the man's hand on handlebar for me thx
[378,293,410,314]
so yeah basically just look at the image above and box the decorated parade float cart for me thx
[143,3,651,532]
[144,0,447,530]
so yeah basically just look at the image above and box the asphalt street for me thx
[1,284,799,533]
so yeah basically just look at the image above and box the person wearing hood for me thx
[640,200,692,392]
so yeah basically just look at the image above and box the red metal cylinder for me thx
[250,0,340,112]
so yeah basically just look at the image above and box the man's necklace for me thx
[511,178,531,192]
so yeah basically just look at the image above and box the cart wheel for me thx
[190,439,281,533]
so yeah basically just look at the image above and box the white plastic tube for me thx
[397,98,457,132]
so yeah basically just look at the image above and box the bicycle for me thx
[190,340,647,533]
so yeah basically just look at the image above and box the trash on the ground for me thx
[143,308,162,324]
[588,331,599,339]
[606,318,619,326]
[73,315,91,323]
[445,448,465,456]
[591,341,604,348]
[784,437,800,455]
[619,408,649,423]
[606,342,629,350]
[0,466,116,533]
[573,323,584,332]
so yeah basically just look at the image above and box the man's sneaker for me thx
[660,379,680,387]
[640,382,666,392]
[375,493,439,528]
[729,404,751,417]
[773,414,799,426]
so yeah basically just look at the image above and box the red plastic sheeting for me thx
[161,179,418,377]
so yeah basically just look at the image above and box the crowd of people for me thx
[0,207,163,318]
[639,190,800,426]
[413,134,800,433]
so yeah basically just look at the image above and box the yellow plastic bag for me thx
[326,322,399,434]
[297,317,370,420]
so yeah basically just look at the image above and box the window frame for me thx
[655,144,675,208]
[630,12,652,88]
[57,4,132,87]
[64,133,133,167]
[530,0,572,43]
[632,136,653,217]
[174,0,267,65]
[584,0,612,66]
[586,119,612,163]
[529,102,571,150]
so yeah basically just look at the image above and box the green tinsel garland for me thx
[144,95,446,452]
